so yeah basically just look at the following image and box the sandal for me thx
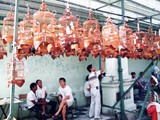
[52,114,58,119]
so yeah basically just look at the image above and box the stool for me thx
[66,106,74,120]
[74,98,78,109]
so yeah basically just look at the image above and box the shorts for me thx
[66,99,74,107]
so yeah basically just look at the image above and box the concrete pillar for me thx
[101,57,136,113]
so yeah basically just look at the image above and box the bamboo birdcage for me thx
[2,6,14,44]
[0,32,7,59]
[18,6,33,52]
[83,10,101,50]
[7,57,25,87]
[59,3,79,55]
[33,0,56,52]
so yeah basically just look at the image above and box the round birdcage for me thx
[59,3,79,54]
[18,6,33,53]
[83,10,101,50]
[119,22,135,57]
[2,6,14,43]
[7,57,25,87]
[102,17,120,50]
[102,17,120,58]
[33,0,56,52]
[0,32,7,59]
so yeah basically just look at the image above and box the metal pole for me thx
[118,0,125,120]
[150,17,153,31]
[99,56,103,113]
[7,0,19,119]
[138,85,151,120]
[118,56,125,120]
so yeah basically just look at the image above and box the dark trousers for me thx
[47,100,57,114]
[134,84,143,97]
[28,104,41,113]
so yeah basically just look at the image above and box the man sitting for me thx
[52,78,74,120]
[36,79,57,115]
[133,72,146,99]
[27,82,47,115]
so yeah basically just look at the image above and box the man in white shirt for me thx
[36,79,57,115]
[27,82,47,115]
[52,78,74,120]
[84,75,91,106]
[87,58,105,119]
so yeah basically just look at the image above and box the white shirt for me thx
[27,91,38,109]
[84,81,91,97]
[58,85,74,101]
[88,70,101,88]
[36,86,50,102]
[36,86,47,99]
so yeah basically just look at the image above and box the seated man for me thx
[27,82,47,115]
[52,78,74,120]
[36,79,57,115]
[133,72,146,98]
[131,72,136,80]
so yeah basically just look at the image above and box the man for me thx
[138,72,146,88]
[133,72,146,98]
[52,78,74,120]
[131,72,136,80]
[36,79,57,115]
[87,58,105,119]
[84,75,91,106]
[27,82,47,115]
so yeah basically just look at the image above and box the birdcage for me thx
[83,10,101,51]
[58,3,79,53]
[0,32,7,59]
[119,22,135,57]
[2,6,14,44]
[18,6,33,53]
[33,0,56,51]
[102,17,120,51]
[7,57,25,87]
[132,21,146,54]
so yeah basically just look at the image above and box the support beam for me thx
[96,0,120,10]
[94,0,160,22]
[138,84,150,120]
[118,0,125,119]
[126,0,160,13]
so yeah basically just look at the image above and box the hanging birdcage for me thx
[83,10,101,51]
[144,27,158,59]
[48,25,64,59]
[18,6,33,54]
[133,21,146,54]
[33,0,56,53]
[0,32,7,59]
[119,22,135,57]
[58,2,79,55]
[102,17,120,49]
[2,6,14,44]
[102,17,120,58]
[7,57,25,87]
